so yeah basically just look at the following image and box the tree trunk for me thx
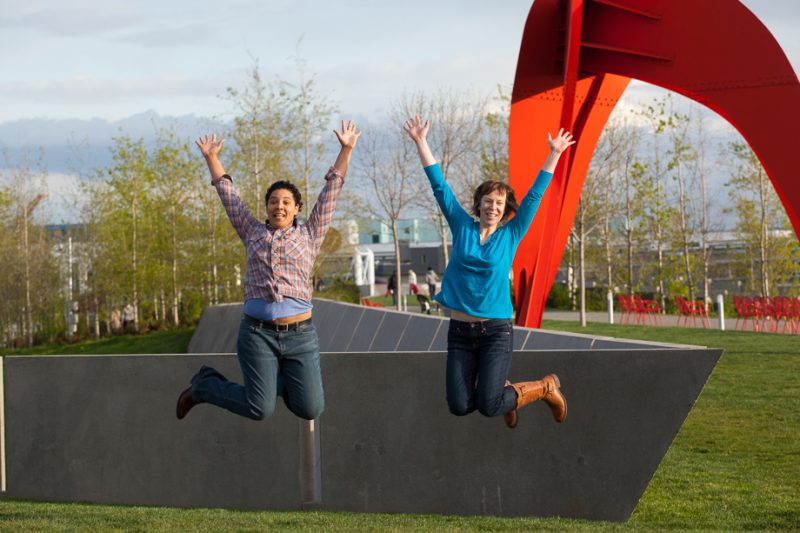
[210,211,219,305]
[303,120,311,219]
[161,288,167,326]
[604,214,613,292]
[758,167,770,296]
[655,179,666,311]
[131,199,139,332]
[578,207,587,327]
[252,119,262,221]
[392,219,403,311]
[93,294,100,339]
[656,224,666,309]
[22,205,33,347]
[698,131,711,305]
[701,184,710,305]
[171,205,180,326]
[677,162,695,300]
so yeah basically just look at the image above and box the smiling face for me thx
[479,189,507,229]
[266,188,300,230]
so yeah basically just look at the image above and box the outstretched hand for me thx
[403,116,430,143]
[334,120,362,149]
[195,134,225,159]
[548,128,576,154]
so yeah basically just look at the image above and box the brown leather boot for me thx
[504,374,567,428]
[176,386,196,420]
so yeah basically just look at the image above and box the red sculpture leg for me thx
[510,0,800,328]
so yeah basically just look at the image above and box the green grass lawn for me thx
[2,328,195,356]
[1,322,798,531]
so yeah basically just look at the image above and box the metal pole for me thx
[717,294,725,331]
[299,418,321,507]
[607,291,615,324]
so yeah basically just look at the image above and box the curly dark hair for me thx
[265,180,303,211]
[471,180,518,222]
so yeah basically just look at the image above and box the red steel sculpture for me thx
[510,0,800,327]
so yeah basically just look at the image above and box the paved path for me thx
[379,285,762,332]
[542,310,724,330]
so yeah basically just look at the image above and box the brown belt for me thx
[243,314,313,332]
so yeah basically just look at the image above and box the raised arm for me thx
[508,129,576,239]
[403,116,470,228]
[403,115,436,167]
[195,133,227,181]
[305,120,361,248]
[195,133,259,242]
[331,119,362,177]
[542,128,575,172]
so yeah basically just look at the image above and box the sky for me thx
[1,0,798,225]
[1,0,797,124]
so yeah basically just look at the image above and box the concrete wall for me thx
[1,347,720,521]
[2,354,306,510]
[319,348,720,521]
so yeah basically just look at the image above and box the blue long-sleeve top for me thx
[424,163,552,319]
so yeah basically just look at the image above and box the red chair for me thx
[733,296,758,331]
[618,294,645,325]
[635,295,662,326]
[617,294,635,325]
[752,296,775,332]
[674,296,710,328]
[360,297,384,308]
[792,297,800,335]
[696,299,711,328]
[771,296,798,334]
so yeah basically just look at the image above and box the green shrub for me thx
[314,278,360,304]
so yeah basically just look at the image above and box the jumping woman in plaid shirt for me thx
[176,120,361,421]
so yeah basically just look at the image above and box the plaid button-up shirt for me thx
[214,167,344,303]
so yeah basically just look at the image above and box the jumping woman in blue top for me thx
[403,116,574,429]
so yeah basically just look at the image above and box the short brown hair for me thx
[472,181,518,222]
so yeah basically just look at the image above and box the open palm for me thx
[334,120,362,149]
[403,116,430,143]
[548,128,576,153]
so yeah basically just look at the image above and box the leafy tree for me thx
[354,124,419,309]
[726,142,798,296]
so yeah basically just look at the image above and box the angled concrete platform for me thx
[0,299,722,522]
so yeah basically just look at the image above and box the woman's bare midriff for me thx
[450,309,488,323]
[271,310,313,324]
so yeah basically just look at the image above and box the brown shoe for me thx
[503,380,519,429]
[176,386,196,420]
[509,374,567,423]
[540,374,567,423]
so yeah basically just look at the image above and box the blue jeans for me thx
[446,318,517,417]
[191,316,325,421]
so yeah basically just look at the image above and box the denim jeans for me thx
[446,318,517,417]
[191,316,325,421]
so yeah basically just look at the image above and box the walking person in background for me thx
[122,302,135,333]
[404,115,574,429]
[425,266,438,297]
[110,305,122,334]
[407,268,417,295]
[176,120,361,422]
[387,270,398,307]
